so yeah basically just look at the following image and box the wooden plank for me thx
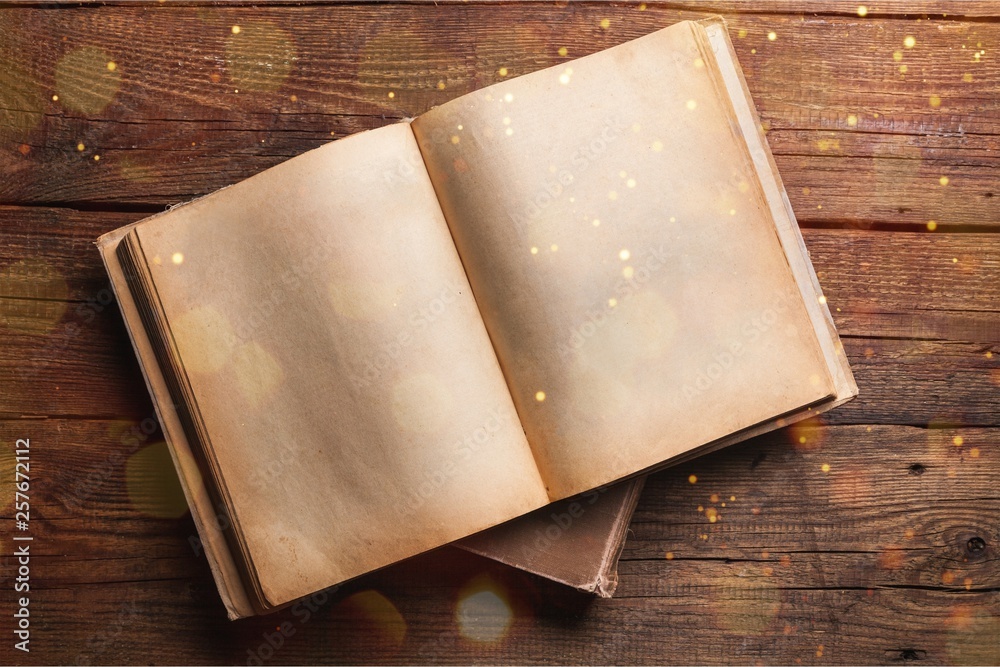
[0,6,997,227]
[0,420,995,664]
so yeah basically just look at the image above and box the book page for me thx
[412,20,835,500]
[128,122,548,606]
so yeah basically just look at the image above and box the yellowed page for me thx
[412,20,834,500]
[129,122,548,607]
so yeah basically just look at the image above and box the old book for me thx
[97,18,857,619]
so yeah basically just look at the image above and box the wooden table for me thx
[1,1,997,664]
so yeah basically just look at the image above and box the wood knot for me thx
[886,648,927,662]
[967,536,986,554]
[908,463,926,475]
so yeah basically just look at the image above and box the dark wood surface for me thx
[1,1,998,664]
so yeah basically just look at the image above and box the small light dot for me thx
[730,496,736,501]
[694,58,705,68]
[504,93,513,102]
[505,128,513,136]
[940,176,950,186]
[665,552,674,560]
[290,94,297,102]
[52,94,58,101]
[751,48,756,54]
[953,435,964,446]
[76,143,85,151]
[558,47,568,57]
[608,191,618,201]
[592,219,600,227]
[437,81,446,90]
[231,25,241,34]
[929,95,942,107]
[619,249,630,261]
[847,114,858,126]
[729,208,736,216]
[387,91,395,98]
[550,244,558,252]
[669,216,676,222]
[963,73,973,83]
[93,154,100,161]
[535,391,546,402]
[688,474,697,484]
[768,32,777,41]
[171,252,184,264]
[857,5,868,16]
[600,18,611,29]
[904,35,916,48]
[738,29,747,39]
[899,65,909,74]
[530,246,538,255]
[498,67,508,77]
[821,463,831,473]
[106,61,117,71]
[893,51,903,62]
[799,436,807,444]
[686,99,697,110]
[818,295,827,304]
[622,266,634,279]
[608,298,617,307]
[970,447,980,458]
[927,220,937,231]
[652,140,663,152]
[626,178,636,188]
[450,135,460,145]
[502,117,511,125]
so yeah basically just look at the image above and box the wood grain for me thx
[0,5,997,228]
[0,1,998,664]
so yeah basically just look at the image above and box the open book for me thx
[98,18,856,618]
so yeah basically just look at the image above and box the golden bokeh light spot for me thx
[893,50,903,62]
[558,46,568,57]
[705,507,718,523]
[929,95,942,107]
[665,551,674,559]
[600,18,611,29]
[709,493,719,503]
[847,114,858,126]
[0,259,69,335]
[857,5,868,16]
[940,176,950,186]
[608,298,617,308]
[498,67,508,77]
[686,99,697,110]
[688,474,698,484]
[619,249,630,261]
[336,590,407,655]
[535,390,546,402]
[963,73,973,83]
[504,93,513,102]
[387,91,395,99]
[392,373,453,435]
[505,127,514,136]
[608,190,618,200]
[231,342,284,406]
[927,220,938,231]
[904,35,916,48]
[738,29,747,39]
[77,142,86,152]
[627,178,636,188]
[455,577,514,643]
[171,252,184,264]
[900,64,909,74]
[970,447,980,458]
[768,32,777,41]
[953,435,964,446]
[550,244,558,252]
[437,81,446,90]
[226,20,296,93]
[126,441,192,519]
[106,61,117,72]
[231,25,241,34]
[55,46,122,115]
[821,463,831,473]
[694,57,705,68]
[530,246,538,255]
[622,266,634,279]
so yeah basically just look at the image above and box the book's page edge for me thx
[97,226,255,620]
[698,18,858,402]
